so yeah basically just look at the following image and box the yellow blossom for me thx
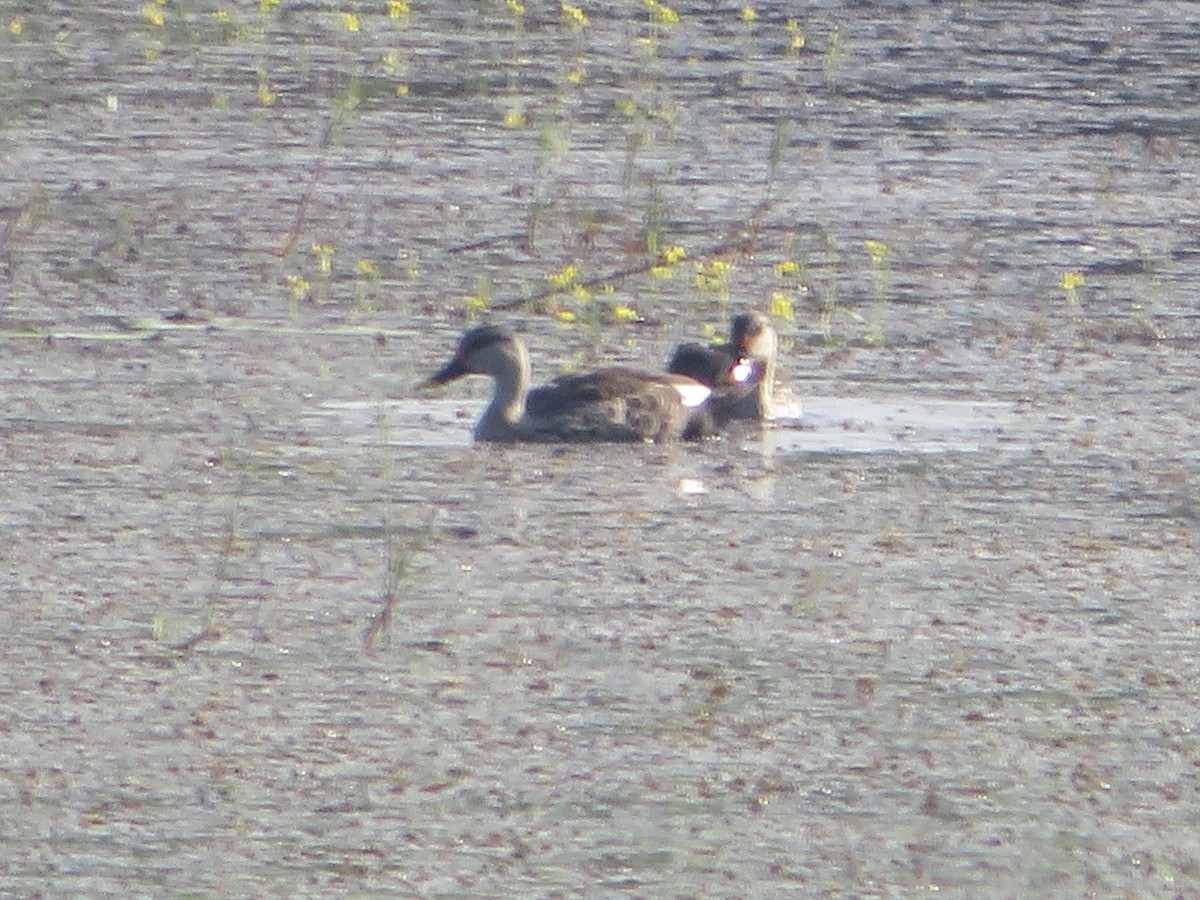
[548,264,580,289]
[741,7,757,23]
[310,243,335,274]
[560,3,589,27]
[507,0,525,15]
[865,239,889,266]
[285,274,310,300]
[613,305,640,322]
[341,12,359,32]
[774,260,800,278]
[388,0,410,18]
[143,3,164,26]
[1060,270,1084,291]
[770,292,794,321]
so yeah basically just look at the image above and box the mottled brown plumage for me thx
[421,325,715,443]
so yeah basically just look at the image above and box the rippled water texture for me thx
[3,2,1200,896]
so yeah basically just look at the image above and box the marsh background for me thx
[3,1,1199,896]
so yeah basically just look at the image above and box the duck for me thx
[668,311,798,420]
[420,324,724,443]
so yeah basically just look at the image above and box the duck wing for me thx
[524,367,707,442]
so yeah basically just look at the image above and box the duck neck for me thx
[756,350,776,415]
[475,344,531,441]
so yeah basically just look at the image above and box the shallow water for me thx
[4,2,1200,897]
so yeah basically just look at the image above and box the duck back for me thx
[525,367,704,442]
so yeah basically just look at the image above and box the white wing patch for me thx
[672,381,712,408]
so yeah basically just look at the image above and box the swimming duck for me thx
[421,324,721,443]
[668,312,798,420]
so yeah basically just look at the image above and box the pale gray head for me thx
[422,324,529,387]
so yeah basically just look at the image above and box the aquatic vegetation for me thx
[285,275,311,307]
[142,1,165,27]
[864,239,890,345]
[354,259,381,311]
[310,243,335,275]
[256,66,275,106]
[770,292,795,322]
[560,3,589,28]
[644,0,679,25]
[693,258,731,307]
[1061,270,1085,311]
[786,18,805,53]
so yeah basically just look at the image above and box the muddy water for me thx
[3,2,1200,896]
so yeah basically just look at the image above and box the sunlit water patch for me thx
[312,395,1019,456]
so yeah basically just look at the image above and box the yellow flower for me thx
[143,3,164,26]
[507,0,525,15]
[260,0,280,12]
[740,7,758,23]
[567,69,584,84]
[464,294,489,318]
[770,292,794,322]
[661,245,687,265]
[864,239,889,266]
[310,243,335,274]
[645,0,679,24]
[572,283,592,302]
[786,19,805,51]
[8,19,22,35]
[548,264,580,289]
[555,309,577,323]
[356,259,378,276]
[1060,270,1085,291]
[560,3,589,27]
[341,12,359,32]
[285,274,310,300]
[613,305,640,322]
[774,260,800,278]
[504,108,526,128]
[214,10,230,22]
[388,0,410,18]
[396,83,410,96]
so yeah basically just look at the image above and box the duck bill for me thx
[419,355,469,389]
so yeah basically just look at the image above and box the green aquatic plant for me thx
[1061,270,1084,311]
[464,276,491,321]
[864,239,890,345]
[560,3,590,28]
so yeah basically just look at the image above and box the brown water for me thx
[3,2,1200,896]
